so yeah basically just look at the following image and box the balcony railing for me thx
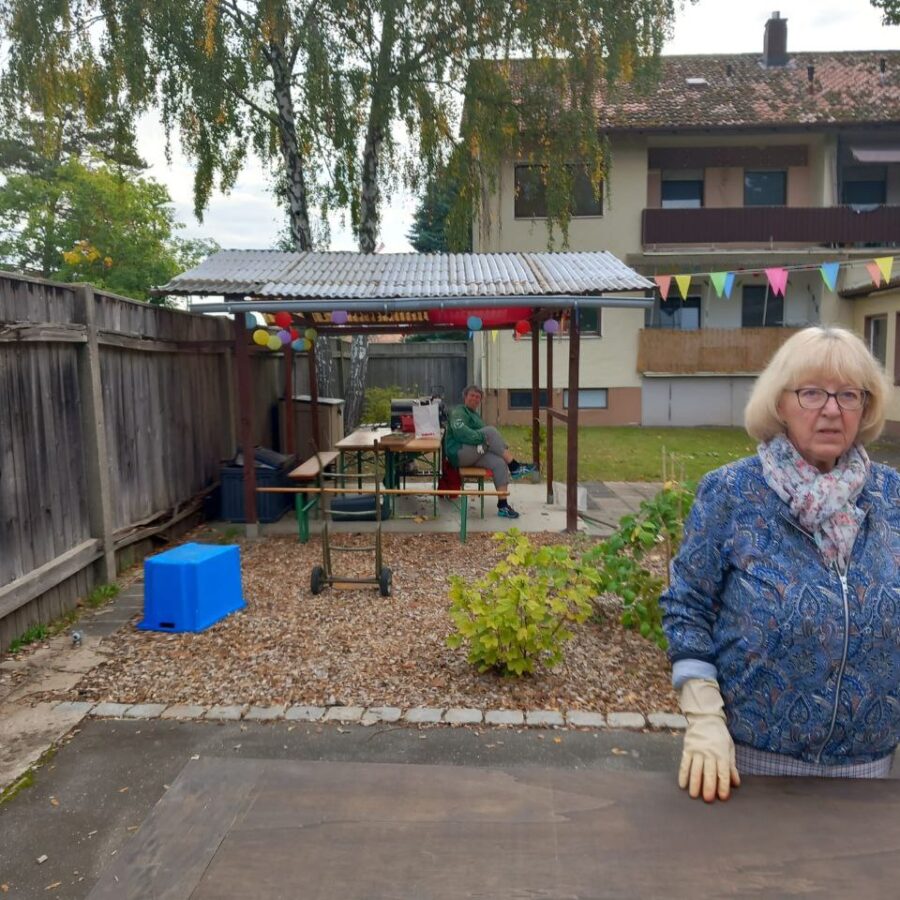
[642,205,900,247]
[637,327,802,375]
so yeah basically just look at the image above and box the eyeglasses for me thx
[791,388,868,411]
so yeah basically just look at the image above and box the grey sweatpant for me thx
[455,426,511,490]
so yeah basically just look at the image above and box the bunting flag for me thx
[765,267,789,297]
[865,261,884,287]
[674,274,692,300]
[819,262,840,292]
[491,329,498,342]
[876,256,894,284]
[710,272,733,298]
[654,275,672,300]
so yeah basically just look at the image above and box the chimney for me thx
[763,12,788,67]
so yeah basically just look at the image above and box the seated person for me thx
[445,384,535,519]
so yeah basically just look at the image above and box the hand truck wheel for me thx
[378,567,393,597]
[310,565,326,595]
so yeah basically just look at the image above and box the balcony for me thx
[642,205,900,247]
[637,327,802,375]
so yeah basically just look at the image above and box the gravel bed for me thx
[64,529,679,715]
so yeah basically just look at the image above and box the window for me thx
[842,166,887,207]
[514,164,603,218]
[562,307,602,336]
[508,389,549,410]
[649,296,701,330]
[742,285,784,327]
[661,170,704,208]
[865,314,888,367]
[744,170,786,206]
[563,388,608,409]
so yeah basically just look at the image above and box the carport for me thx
[158,250,653,531]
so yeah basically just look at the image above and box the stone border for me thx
[76,701,685,730]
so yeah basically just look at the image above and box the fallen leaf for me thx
[45,882,62,891]
[117,787,129,793]
[36,855,48,864]
[49,797,59,807]
[553,737,562,744]
[611,748,628,756]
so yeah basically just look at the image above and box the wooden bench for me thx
[459,466,494,519]
[289,451,340,542]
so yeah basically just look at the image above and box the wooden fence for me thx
[0,273,279,651]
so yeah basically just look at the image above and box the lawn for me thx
[502,425,758,482]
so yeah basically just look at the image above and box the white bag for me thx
[412,399,441,438]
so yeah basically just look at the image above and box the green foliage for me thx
[403,331,467,343]
[85,583,120,609]
[447,530,594,676]
[583,481,694,649]
[8,623,49,654]
[409,154,472,253]
[871,1,900,24]
[361,385,416,424]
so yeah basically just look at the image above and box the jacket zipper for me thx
[777,509,867,764]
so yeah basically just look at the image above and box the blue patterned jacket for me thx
[660,455,900,766]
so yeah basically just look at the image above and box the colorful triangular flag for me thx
[491,329,498,342]
[865,261,884,287]
[765,267,788,297]
[875,256,894,284]
[819,262,840,292]
[674,274,691,300]
[710,272,730,298]
[724,273,735,298]
[654,275,672,301]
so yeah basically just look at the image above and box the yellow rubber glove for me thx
[678,679,741,802]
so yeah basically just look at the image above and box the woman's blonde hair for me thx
[744,326,888,445]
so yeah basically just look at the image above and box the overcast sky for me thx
[140,0,900,255]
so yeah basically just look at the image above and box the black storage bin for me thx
[220,448,296,523]
[329,494,391,522]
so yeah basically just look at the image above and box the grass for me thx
[503,425,757,483]
[7,623,50,654]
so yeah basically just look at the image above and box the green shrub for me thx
[360,385,418,424]
[8,623,49,654]
[447,530,594,676]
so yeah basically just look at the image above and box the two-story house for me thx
[472,12,900,440]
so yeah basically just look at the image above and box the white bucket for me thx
[552,481,587,512]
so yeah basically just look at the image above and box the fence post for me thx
[77,284,117,582]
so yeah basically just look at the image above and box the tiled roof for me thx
[159,250,653,298]
[506,51,900,130]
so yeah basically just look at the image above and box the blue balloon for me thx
[291,339,305,352]
[466,315,483,331]
[244,312,257,329]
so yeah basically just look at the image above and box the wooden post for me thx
[283,343,295,457]
[77,284,117,582]
[307,340,321,451]
[231,302,258,536]
[546,330,554,505]
[530,319,540,469]
[566,308,581,533]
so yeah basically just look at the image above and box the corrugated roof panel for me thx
[158,250,653,298]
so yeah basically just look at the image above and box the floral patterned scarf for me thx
[758,433,869,572]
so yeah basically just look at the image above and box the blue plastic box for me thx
[139,543,245,633]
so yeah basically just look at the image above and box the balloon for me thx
[252,329,270,346]
[278,329,292,345]
[331,310,349,325]
[290,327,300,340]
[244,312,257,329]
[543,318,560,334]
[274,311,292,328]
[266,334,283,351]
[305,328,317,341]
[514,319,531,335]
[466,315,483,331]
[291,339,305,352]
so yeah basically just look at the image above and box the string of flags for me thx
[653,255,897,301]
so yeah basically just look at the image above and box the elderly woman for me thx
[661,326,899,802]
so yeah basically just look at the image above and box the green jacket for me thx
[445,404,486,466]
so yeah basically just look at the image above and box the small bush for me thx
[447,530,594,676]
[8,623,49,654]
[361,385,418,424]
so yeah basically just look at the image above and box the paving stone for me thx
[124,704,167,719]
[245,705,286,722]
[5,670,84,703]
[647,712,688,730]
[0,659,30,672]
[403,707,444,724]
[525,710,565,727]
[606,712,646,729]
[444,708,483,725]
[204,705,247,721]
[323,706,364,723]
[91,702,133,718]
[53,701,95,716]
[359,712,381,726]
[366,706,402,723]
[160,705,207,720]
[51,649,109,674]
[284,705,326,722]
[484,709,524,726]
[566,711,606,728]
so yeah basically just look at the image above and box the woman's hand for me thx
[678,679,741,802]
